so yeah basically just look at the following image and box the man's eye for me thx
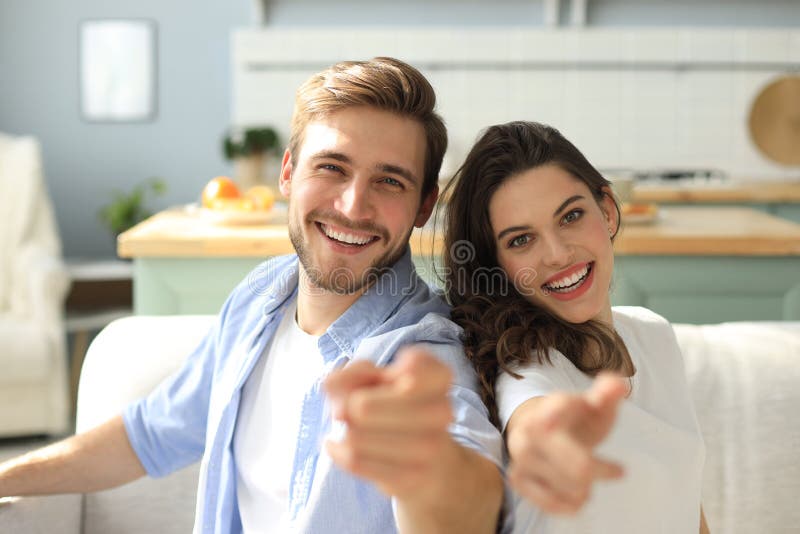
[320,164,342,173]
[382,177,402,187]
[562,209,583,224]
[508,234,531,248]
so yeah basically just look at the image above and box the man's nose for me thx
[335,178,374,220]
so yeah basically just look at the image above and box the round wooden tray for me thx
[748,75,800,166]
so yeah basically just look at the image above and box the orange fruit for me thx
[202,176,241,208]
[245,185,276,211]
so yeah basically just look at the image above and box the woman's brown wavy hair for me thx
[439,121,629,429]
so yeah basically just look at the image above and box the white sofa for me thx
[1,316,799,533]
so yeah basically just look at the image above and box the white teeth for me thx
[546,265,589,289]
[323,225,373,245]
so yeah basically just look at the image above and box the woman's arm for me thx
[505,374,627,514]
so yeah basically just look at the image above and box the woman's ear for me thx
[599,186,620,237]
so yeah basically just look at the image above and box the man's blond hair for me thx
[289,57,447,199]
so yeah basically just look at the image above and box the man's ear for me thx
[599,186,620,236]
[414,185,439,228]
[279,149,293,198]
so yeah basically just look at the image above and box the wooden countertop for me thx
[632,180,800,204]
[613,207,800,255]
[118,206,800,259]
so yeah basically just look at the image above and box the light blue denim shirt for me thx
[123,249,505,533]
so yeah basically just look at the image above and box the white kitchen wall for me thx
[233,28,800,180]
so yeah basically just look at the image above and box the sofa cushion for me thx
[674,322,800,534]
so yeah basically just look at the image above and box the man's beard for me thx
[289,209,410,295]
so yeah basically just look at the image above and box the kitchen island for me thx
[118,206,800,323]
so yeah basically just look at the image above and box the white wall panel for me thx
[233,28,800,180]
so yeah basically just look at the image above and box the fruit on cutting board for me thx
[208,197,255,211]
[245,185,276,211]
[202,176,241,208]
[621,203,658,216]
[201,177,276,212]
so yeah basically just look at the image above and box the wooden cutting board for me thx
[748,75,800,166]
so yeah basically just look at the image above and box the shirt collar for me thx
[257,249,420,362]
[322,247,419,361]
[260,257,301,318]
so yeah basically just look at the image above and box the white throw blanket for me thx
[675,321,800,534]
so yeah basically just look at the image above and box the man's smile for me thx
[317,222,380,247]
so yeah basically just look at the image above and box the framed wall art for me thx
[79,19,157,122]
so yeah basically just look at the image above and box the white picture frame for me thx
[79,19,157,122]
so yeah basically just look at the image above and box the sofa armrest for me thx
[76,315,216,431]
[0,494,81,533]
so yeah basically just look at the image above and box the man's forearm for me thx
[395,439,503,534]
[0,415,146,497]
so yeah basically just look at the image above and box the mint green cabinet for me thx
[134,258,265,315]
[612,256,800,323]
[773,204,800,224]
[133,254,800,324]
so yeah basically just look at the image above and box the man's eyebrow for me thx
[377,163,419,187]
[497,225,531,241]
[310,150,352,164]
[554,195,584,216]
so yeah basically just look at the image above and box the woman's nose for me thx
[540,234,574,268]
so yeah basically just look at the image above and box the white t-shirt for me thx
[234,299,326,533]
[497,306,705,534]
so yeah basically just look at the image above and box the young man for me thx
[0,57,505,533]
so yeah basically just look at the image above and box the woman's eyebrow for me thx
[553,195,584,216]
[497,225,531,241]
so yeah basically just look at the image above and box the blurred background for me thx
[2,0,799,258]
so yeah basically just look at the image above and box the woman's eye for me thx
[562,208,583,224]
[508,234,531,248]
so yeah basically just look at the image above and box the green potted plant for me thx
[98,177,167,236]
[222,126,282,191]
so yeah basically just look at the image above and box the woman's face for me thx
[488,164,618,325]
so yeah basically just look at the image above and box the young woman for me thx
[441,121,708,533]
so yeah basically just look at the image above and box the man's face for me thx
[280,106,437,294]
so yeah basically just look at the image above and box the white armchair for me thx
[0,133,71,437]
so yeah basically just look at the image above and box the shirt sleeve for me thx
[121,282,244,478]
[415,340,505,467]
[399,339,515,533]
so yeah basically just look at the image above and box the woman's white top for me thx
[497,306,705,534]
